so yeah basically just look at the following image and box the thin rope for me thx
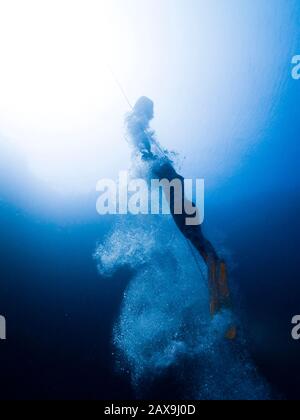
[108,65,133,110]
[186,238,206,282]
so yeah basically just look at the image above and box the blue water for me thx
[0,15,300,398]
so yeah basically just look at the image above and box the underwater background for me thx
[0,0,299,400]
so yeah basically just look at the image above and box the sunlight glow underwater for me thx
[0,0,133,193]
[0,0,298,194]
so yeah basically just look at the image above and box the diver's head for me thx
[133,96,154,122]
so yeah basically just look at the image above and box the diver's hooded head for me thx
[133,97,154,123]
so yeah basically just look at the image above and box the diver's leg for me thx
[185,226,237,339]
[156,163,235,336]
[163,174,232,315]
[183,225,233,314]
[186,227,236,339]
[183,226,222,314]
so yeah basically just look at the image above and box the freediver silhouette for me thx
[126,96,236,340]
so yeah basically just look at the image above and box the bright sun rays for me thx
[0,0,134,192]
